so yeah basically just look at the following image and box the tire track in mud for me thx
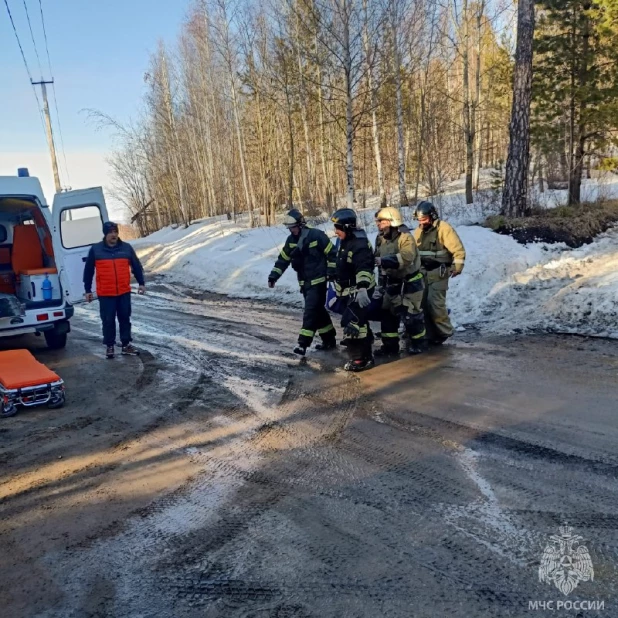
[32,293,618,617]
[47,287,368,616]
[113,380,531,615]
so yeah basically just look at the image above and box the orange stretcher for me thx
[0,349,65,417]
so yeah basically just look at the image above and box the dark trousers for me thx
[298,283,336,348]
[341,296,374,361]
[99,293,132,346]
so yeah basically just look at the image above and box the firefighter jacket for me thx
[334,229,375,297]
[413,220,466,274]
[83,239,145,297]
[374,227,421,282]
[269,226,336,289]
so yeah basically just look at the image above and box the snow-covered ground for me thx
[133,176,618,339]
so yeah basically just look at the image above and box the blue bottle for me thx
[42,275,53,301]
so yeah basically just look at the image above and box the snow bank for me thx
[460,228,618,337]
[134,220,309,307]
[133,203,618,338]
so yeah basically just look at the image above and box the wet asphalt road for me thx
[1,279,617,617]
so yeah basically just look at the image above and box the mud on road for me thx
[1,279,617,617]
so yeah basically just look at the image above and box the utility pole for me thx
[31,78,61,194]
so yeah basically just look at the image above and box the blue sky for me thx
[0,0,189,218]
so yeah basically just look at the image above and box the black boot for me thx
[293,345,307,356]
[344,357,375,372]
[406,340,426,355]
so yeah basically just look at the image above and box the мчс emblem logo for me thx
[539,525,594,596]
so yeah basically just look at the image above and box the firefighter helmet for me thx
[375,206,404,227]
[415,201,439,221]
[283,208,306,228]
[331,208,358,230]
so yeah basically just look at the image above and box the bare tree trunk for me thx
[316,43,330,207]
[472,1,485,190]
[414,83,426,203]
[160,53,190,226]
[255,89,268,223]
[231,80,255,223]
[462,0,474,204]
[363,0,385,206]
[295,14,314,204]
[568,4,590,205]
[501,0,535,217]
[285,85,295,208]
[343,13,355,209]
[392,4,408,206]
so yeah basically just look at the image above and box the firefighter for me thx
[373,207,426,356]
[413,201,466,344]
[330,207,376,372]
[268,209,337,355]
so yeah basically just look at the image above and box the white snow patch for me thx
[132,178,618,339]
[438,447,532,565]
[222,374,286,420]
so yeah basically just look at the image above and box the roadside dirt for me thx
[1,284,617,617]
[485,200,618,247]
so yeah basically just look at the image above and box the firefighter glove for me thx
[343,322,361,338]
[356,288,371,308]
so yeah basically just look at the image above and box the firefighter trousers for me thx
[340,294,374,361]
[298,283,336,348]
[380,274,425,351]
[421,268,453,340]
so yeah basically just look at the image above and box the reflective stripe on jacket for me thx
[335,229,375,296]
[413,220,466,273]
[375,227,421,280]
[269,226,336,288]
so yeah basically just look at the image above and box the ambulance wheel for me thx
[48,392,65,410]
[1,401,18,418]
[44,329,68,350]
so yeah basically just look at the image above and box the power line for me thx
[37,0,52,75]
[4,0,34,81]
[3,0,48,139]
[38,0,71,188]
[22,0,43,77]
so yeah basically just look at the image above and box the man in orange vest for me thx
[83,221,146,359]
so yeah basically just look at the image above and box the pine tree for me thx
[502,0,535,217]
[533,0,618,204]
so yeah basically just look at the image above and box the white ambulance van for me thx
[0,168,108,349]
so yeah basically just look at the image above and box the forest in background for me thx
[96,0,618,235]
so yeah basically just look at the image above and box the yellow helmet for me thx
[375,207,403,227]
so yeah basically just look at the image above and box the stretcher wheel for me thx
[47,391,65,410]
[1,400,18,418]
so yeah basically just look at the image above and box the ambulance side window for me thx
[60,205,104,249]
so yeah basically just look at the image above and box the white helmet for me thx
[283,208,306,228]
[375,207,403,228]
